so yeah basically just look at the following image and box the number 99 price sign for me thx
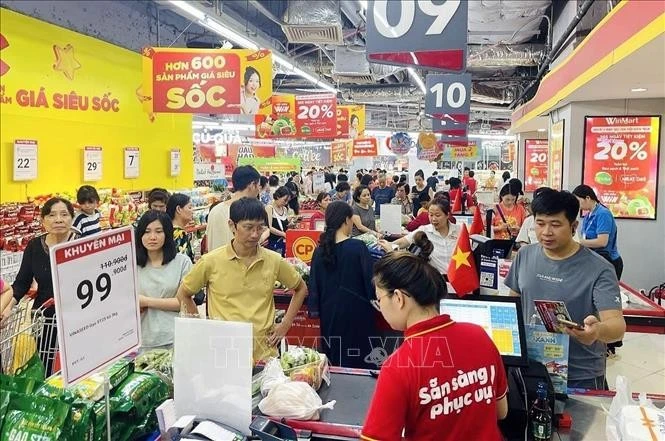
[50,227,140,385]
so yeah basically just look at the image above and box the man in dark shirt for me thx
[426,171,439,191]
[372,175,395,215]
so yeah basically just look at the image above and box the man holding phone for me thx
[505,190,625,390]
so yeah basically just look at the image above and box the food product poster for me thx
[142,47,272,115]
[526,324,569,395]
[549,121,564,191]
[255,93,337,139]
[416,132,441,161]
[336,105,365,139]
[331,140,352,165]
[276,145,331,169]
[524,139,549,193]
[583,116,660,219]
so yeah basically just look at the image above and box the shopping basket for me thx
[0,295,59,376]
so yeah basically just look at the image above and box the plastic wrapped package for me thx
[258,382,335,420]
[0,394,70,441]
[279,347,331,391]
[606,375,665,441]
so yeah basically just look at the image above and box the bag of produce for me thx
[258,381,335,420]
[61,400,94,441]
[110,372,169,420]
[280,347,330,391]
[260,358,289,397]
[0,394,70,441]
[134,349,173,390]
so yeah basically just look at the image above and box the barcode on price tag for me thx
[83,146,103,181]
[13,139,38,181]
[50,227,140,386]
[124,147,140,179]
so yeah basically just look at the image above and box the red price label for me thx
[294,94,337,138]
[524,139,548,192]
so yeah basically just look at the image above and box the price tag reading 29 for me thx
[50,227,140,385]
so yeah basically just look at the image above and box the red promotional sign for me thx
[583,116,661,219]
[285,230,322,265]
[352,138,378,157]
[524,139,549,192]
[142,48,272,114]
[294,93,337,138]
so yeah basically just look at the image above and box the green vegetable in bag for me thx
[13,354,45,383]
[0,395,70,441]
[0,375,36,395]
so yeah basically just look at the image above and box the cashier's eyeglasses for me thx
[371,289,412,311]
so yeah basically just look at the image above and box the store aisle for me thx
[606,332,665,394]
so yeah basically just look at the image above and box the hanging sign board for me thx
[524,139,549,193]
[50,227,141,385]
[352,138,378,157]
[425,73,471,123]
[13,139,38,181]
[170,149,181,176]
[582,116,661,219]
[549,121,565,191]
[83,146,103,181]
[123,147,140,179]
[366,0,468,71]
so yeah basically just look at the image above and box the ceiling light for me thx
[537,128,547,132]
[407,67,427,94]
[630,87,647,93]
[167,1,337,94]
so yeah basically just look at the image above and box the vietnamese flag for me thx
[469,207,485,235]
[447,224,479,297]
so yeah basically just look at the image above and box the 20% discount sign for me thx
[50,227,141,386]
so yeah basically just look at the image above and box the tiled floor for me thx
[606,332,665,393]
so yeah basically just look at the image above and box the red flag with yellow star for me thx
[447,223,479,297]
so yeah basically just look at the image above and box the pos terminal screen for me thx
[440,296,528,366]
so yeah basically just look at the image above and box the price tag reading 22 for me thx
[50,227,141,385]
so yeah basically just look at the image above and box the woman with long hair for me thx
[361,238,508,440]
[411,169,435,214]
[265,186,291,256]
[309,201,379,368]
[309,192,331,230]
[136,211,192,349]
[492,181,527,240]
[166,193,195,263]
[240,66,261,115]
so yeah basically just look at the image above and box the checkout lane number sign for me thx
[50,227,141,386]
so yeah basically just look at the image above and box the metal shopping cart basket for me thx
[0,295,58,376]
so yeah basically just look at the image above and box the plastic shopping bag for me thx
[258,382,335,420]
[606,375,665,441]
[260,358,289,397]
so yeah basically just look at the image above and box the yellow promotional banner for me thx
[0,8,192,202]
[141,47,272,115]
[549,121,565,190]
[336,104,365,139]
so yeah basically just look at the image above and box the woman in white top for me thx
[136,210,192,349]
[378,196,459,275]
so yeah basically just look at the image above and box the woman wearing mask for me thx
[136,211,192,350]
[309,192,331,230]
[492,182,526,240]
[309,201,379,368]
[361,237,508,440]
[166,193,195,263]
[351,186,380,238]
[265,186,291,256]
[380,196,459,276]
[411,170,435,214]
[1,198,80,374]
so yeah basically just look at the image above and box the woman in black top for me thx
[411,169,434,214]
[2,198,80,374]
[265,186,291,256]
[309,201,380,369]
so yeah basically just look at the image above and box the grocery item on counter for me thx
[110,372,169,420]
[258,381,335,420]
[135,349,173,390]
[0,394,70,441]
[280,347,330,391]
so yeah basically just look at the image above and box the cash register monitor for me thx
[440,295,528,367]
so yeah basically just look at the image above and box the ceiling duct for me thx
[333,46,404,84]
[341,85,424,103]
[468,1,551,44]
[468,44,545,68]
[281,0,344,45]
[471,83,516,105]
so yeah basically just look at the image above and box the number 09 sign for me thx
[50,227,141,385]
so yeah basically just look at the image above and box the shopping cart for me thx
[0,295,59,376]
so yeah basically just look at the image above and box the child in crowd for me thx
[73,185,102,236]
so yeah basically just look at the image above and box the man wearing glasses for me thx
[178,197,308,364]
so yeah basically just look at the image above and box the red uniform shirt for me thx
[361,315,508,441]
[464,177,478,195]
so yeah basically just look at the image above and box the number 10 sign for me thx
[50,227,141,385]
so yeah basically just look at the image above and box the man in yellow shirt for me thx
[177,197,307,363]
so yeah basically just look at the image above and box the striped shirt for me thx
[73,210,102,236]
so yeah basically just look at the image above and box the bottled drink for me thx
[529,382,552,441]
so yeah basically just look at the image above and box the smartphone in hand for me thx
[558,318,585,331]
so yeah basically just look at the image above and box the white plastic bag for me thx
[260,358,289,397]
[606,375,665,441]
[258,382,336,420]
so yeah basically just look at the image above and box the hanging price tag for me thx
[170,149,181,176]
[13,139,38,181]
[50,227,140,386]
[83,146,103,181]
[123,147,140,179]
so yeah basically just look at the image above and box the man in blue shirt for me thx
[372,175,395,215]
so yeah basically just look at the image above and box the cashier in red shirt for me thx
[361,234,508,441]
